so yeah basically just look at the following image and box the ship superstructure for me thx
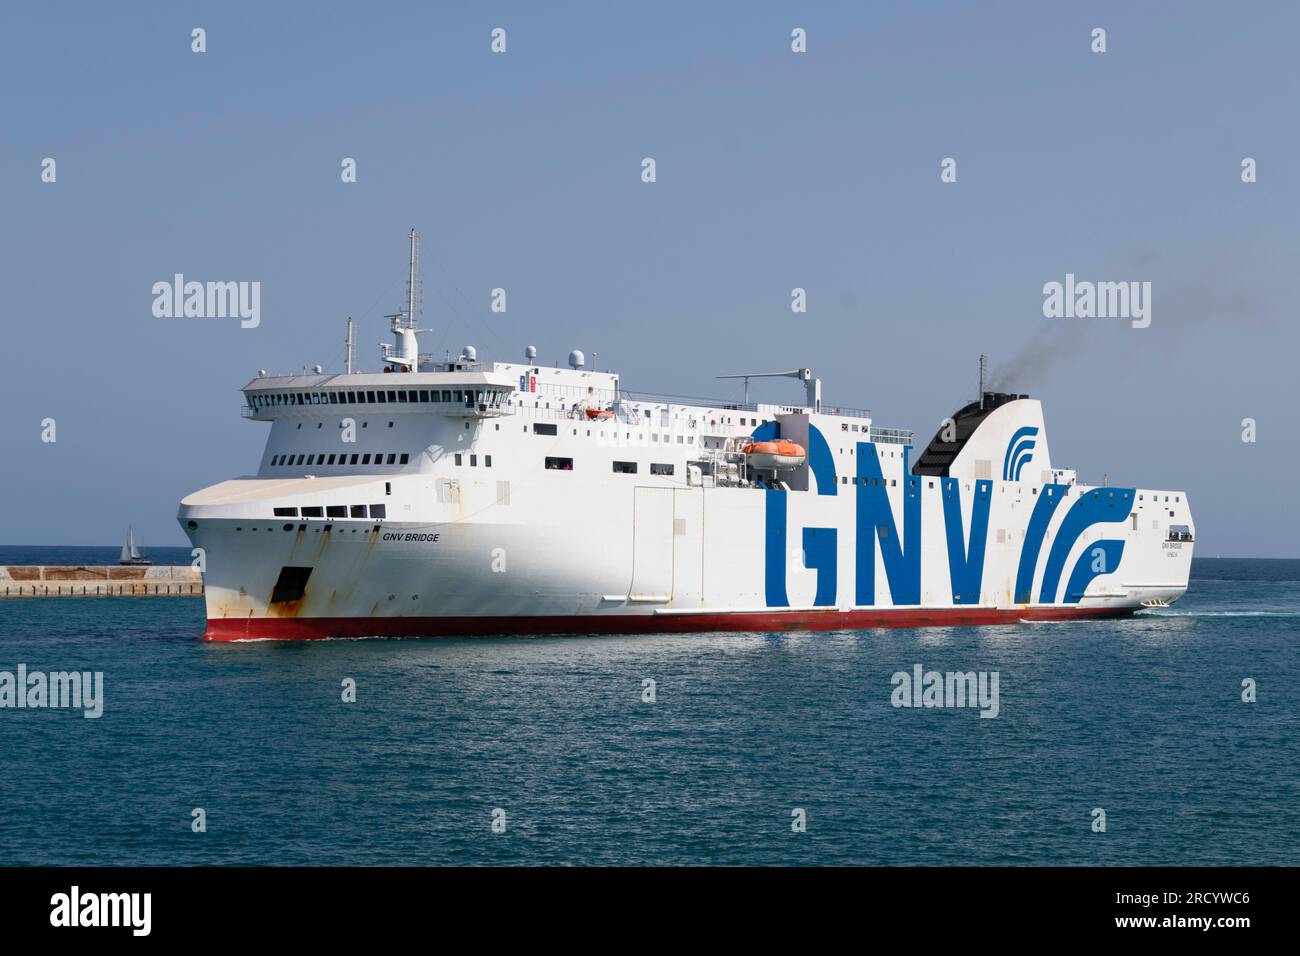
[179,231,1193,640]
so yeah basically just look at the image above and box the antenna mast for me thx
[381,228,431,372]
[978,353,988,399]
[405,228,419,329]
[345,317,354,374]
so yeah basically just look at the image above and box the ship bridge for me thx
[241,370,518,421]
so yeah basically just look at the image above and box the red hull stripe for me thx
[204,606,1134,641]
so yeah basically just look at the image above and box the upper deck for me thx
[240,360,912,444]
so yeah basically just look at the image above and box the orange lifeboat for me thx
[741,439,806,470]
[584,407,614,420]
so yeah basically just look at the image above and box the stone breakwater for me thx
[0,566,203,599]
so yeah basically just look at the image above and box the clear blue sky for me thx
[1,1,1295,556]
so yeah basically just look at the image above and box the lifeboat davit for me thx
[584,407,614,420]
[741,439,806,470]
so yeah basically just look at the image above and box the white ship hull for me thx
[180,376,1193,641]
[179,232,1194,641]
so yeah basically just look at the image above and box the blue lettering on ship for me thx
[760,425,1126,610]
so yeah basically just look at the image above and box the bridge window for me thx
[301,506,324,518]
[351,505,366,518]
[369,504,386,519]
[386,454,396,465]
[326,505,346,518]
[400,454,409,464]
[273,507,298,517]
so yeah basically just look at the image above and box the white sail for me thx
[120,527,133,563]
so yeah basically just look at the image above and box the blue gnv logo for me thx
[1002,426,1038,481]
[762,423,1135,609]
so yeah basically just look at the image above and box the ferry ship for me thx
[178,230,1194,641]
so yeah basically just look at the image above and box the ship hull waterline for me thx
[203,605,1136,642]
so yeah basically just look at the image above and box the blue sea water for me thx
[0,556,1295,866]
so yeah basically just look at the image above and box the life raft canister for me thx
[741,439,807,470]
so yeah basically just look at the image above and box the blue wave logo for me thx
[1002,426,1039,481]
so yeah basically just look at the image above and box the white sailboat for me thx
[118,525,152,566]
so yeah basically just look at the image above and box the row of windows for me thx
[453,454,492,467]
[271,452,410,467]
[531,421,698,445]
[251,388,505,409]
[272,504,387,519]
[541,458,677,475]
